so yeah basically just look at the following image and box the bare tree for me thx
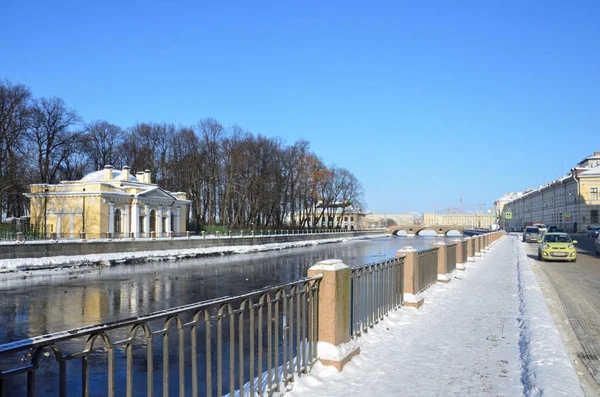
[27,97,82,184]
[83,120,124,170]
[0,80,32,219]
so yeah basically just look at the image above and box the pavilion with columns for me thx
[26,165,190,238]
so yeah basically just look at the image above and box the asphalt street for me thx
[521,233,600,396]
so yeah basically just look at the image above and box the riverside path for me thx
[286,235,588,397]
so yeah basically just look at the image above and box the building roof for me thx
[79,170,140,183]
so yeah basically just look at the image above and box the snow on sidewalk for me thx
[285,236,584,397]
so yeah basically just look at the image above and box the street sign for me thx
[563,212,571,218]
[505,212,512,219]
[492,215,497,220]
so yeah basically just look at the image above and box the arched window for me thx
[114,209,122,233]
[150,210,156,233]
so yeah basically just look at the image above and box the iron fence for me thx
[417,248,438,293]
[0,276,322,397]
[446,244,457,273]
[350,257,404,338]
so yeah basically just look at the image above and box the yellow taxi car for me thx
[538,232,577,262]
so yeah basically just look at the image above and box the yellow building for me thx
[500,152,600,232]
[424,212,493,229]
[26,165,190,238]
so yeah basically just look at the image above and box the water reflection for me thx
[0,236,460,343]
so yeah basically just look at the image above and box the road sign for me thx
[505,212,512,219]
[566,217,571,223]
[563,212,571,218]
[492,214,497,220]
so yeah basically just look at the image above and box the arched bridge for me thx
[388,225,464,236]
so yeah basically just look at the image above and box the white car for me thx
[587,227,600,238]
[595,236,600,255]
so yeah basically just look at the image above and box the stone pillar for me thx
[80,232,86,241]
[396,246,424,308]
[251,231,255,237]
[241,230,244,238]
[108,202,115,234]
[123,207,129,236]
[201,231,205,238]
[454,239,466,270]
[176,207,181,234]
[186,231,190,238]
[168,231,173,239]
[157,205,163,237]
[216,231,220,239]
[307,259,359,371]
[144,205,150,238]
[131,201,139,238]
[150,231,155,240]
[474,235,481,256]
[465,237,474,262]
[434,242,450,283]
[16,232,24,243]
[166,206,172,235]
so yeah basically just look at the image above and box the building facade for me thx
[423,212,494,229]
[26,165,190,238]
[500,152,600,232]
[364,212,415,228]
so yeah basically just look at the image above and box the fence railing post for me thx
[396,246,424,308]
[474,235,481,256]
[307,259,359,371]
[464,236,474,262]
[454,239,466,270]
[433,242,451,283]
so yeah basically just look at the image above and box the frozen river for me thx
[0,235,460,344]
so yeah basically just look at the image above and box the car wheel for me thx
[538,252,543,261]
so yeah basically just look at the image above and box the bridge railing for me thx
[350,257,404,339]
[0,276,322,397]
[417,248,439,293]
[446,244,457,273]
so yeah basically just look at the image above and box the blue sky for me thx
[2,0,599,214]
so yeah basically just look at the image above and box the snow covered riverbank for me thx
[0,234,386,276]
[285,235,585,397]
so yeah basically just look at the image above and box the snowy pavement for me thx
[285,235,585,397]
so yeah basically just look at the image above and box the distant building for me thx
[499,152,600,232]
[423,212,493,229]
[26,165,190,238]
[288,202,366,230]
[365,213,415,228]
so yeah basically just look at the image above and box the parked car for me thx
[538,233,577,262]
[587,227,600,238]
[595,236,600,255]
[533,223,548,235]
[523,227,542,243]
[548,226,558,232]
[554,228,566,233]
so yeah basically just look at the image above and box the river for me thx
[0,234,461,344]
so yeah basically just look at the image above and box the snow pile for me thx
[0,234,385,274]
[283,236,584,397]
[515,239,584,397]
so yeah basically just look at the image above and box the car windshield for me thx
[544,234,571,243]
[525,228,540,233]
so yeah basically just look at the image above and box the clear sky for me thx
[2,0,599,214]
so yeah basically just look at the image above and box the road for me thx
[521,233,600,396]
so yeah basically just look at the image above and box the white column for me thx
[176,207,181,233]
[70,214,75,236]
[144,205,150,237]
[157,205,163,236]
[57,215,62,235]
[166,206,172,233]
[123,207,129,235]
[108,202,115,234]
[131,201,139,237]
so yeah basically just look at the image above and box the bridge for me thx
[388,224,464,236]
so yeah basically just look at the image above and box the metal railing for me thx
[350,257,404,338]
[417,248,438,293]
[0,276,322,397]
[446,244,457,273]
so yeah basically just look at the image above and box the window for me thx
[150,210,156,232]
[591,187,598,201]
[592,210,599,224]
[114,209,122,233]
